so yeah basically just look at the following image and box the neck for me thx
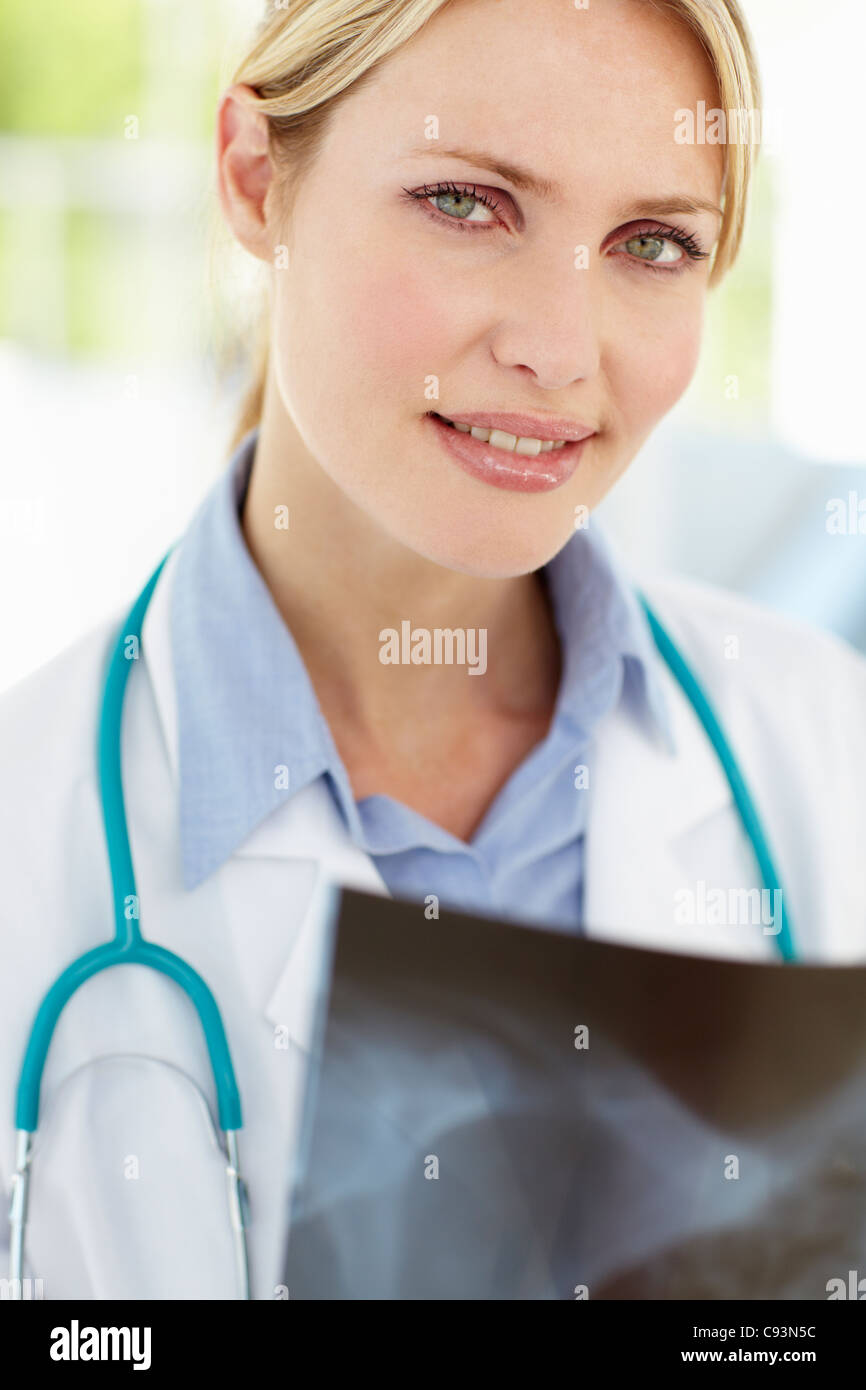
[240,370,562,740]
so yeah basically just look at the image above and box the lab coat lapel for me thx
[582,656,741,954]
[140,546,392,1052]
[232,783,391,1048]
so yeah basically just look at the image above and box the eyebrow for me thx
[405,145,560,200]
[404,145,723,219]
[615,195,723,221]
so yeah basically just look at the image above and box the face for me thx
[249,0,725,577]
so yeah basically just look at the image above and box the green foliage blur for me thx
[0,0,144,136]
[0,0,229,364]
[691,157,774,433]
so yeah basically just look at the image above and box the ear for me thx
[215,83,280,263]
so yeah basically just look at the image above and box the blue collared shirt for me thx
[171,428,674,931]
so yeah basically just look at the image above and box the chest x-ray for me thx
[283,888,866,1300]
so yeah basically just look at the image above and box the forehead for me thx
[329,0,724,206]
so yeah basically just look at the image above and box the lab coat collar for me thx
[582,629,736,951]
[143,553,390,1045]
[143,545,384,878]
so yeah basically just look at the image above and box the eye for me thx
[401,181,508,232]
[607,221,708,273]
[621,234,684,264]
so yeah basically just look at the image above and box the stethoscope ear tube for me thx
[8,1130,31,1295]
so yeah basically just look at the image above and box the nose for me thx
[488,246,602,389]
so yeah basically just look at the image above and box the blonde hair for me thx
[226,0,762,453]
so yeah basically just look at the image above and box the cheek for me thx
[272,246,457,443]
[612,302,705,433]
[338,258,464,403]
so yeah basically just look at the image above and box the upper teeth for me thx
[442,416,567,454]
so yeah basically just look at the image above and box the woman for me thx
[1,0,865,1300]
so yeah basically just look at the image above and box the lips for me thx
[431,413,568,453]
[426,410,592,494]
[430,409,596,445]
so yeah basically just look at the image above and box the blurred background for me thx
[0,0,864,692]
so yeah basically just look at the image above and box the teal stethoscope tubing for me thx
[10,544,250,1298]
[638,595,796,964]
[9,548,798,1295]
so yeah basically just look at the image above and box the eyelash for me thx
[614,220,708,273]
[401,181,709,273]
[402,181,508,227]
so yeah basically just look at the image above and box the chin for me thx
[399,519,571,579]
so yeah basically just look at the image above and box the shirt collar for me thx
[543,515,675,752]
[171,429,336,889]
[171,427,674,889]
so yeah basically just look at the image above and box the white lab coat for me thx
[1,546,866,1300]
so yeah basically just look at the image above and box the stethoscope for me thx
[7,546,797,1299]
